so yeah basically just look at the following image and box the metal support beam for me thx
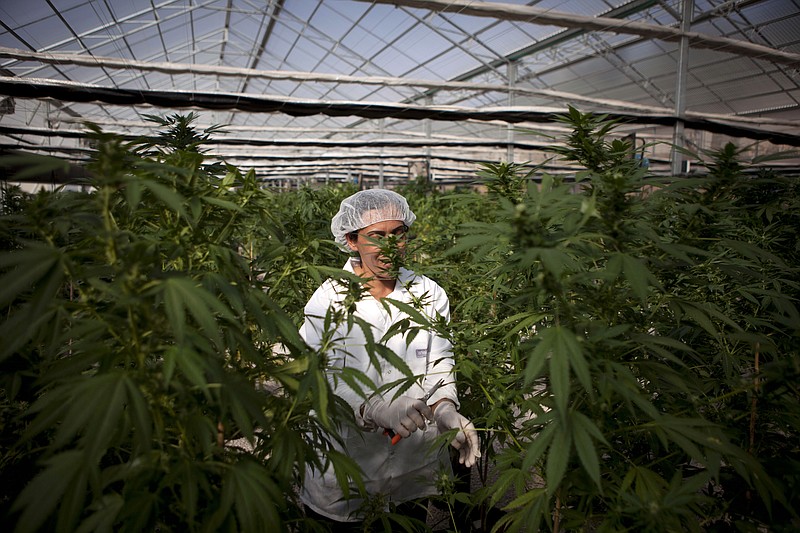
[379,118,385,188]
[672,0,693,176]
[425,95,432,181]
[507,60,517,164]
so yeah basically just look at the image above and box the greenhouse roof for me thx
[1,0,799,185]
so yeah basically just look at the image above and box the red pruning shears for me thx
[384,378,445,445]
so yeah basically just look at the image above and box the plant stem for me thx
[100,184,117,265]
[746,342,760,504]
[553,492,561,533]
[749,342,760,456]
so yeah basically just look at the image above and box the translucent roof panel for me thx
[1,0,798,183]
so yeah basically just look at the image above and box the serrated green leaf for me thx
[521,420,557,471]
[74,493,124,533]
[140,178,186,215]
[316,368,329,425]
[444,230,504,257]
[382,297,433,331]
[623,466,669,503]
[488,467,526,508]
[160,277,233,348]
[12,450,85,533]
[219,460,282,532]
[162,278,187,340]
[498,312,547,340]
[678,301,719,337]
[621,253,656,302]
[537,248,573,278]
[328,448,366,498]
[502,487,547,511]
[524,332,551,386]
[123,377,152,454]
[125,177,142,211]
[547,334,570,422]
[201,195,243,211]
[177,459,201,524]
[335,366,373,402]
[0,245,62,307]
[166,345,208,392]
[18,382,71,444]
[603,252,624,281]
[572,412,601,489]
[545,424,571,496]
[556,326,591,396]
[573,411,609,447]
[80,372,128,461]
[722,238,787,268]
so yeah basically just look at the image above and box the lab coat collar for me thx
[342,258,417,303]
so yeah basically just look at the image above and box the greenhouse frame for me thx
[2,2,800,533]
[1,0,799,188]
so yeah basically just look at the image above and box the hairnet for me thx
[331,189,416,249]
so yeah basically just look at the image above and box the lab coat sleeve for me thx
[300,282,373,427]
[299,285,328,350]
[424,282,459,409]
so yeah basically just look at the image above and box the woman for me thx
[299,189,480,528]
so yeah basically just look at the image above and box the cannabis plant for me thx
[0,115,361,532]
[438,108,799,531]
[3,110,796,533]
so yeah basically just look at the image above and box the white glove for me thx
[434,402,481,468]
[362,396,434,438]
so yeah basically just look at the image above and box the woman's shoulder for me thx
[304,278,345,313]
[399,268,447,298]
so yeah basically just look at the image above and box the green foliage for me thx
[0,115,358,532]
[416,110,799,531]
[2,110,798,532]
[304,125,796,532]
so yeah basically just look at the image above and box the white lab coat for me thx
[299,259,458,522]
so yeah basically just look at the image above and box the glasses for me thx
[351,224,409,242]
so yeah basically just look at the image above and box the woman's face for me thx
[346,219,409,280]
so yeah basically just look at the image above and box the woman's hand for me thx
[362,396,434,438]
[434,402,481,468]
